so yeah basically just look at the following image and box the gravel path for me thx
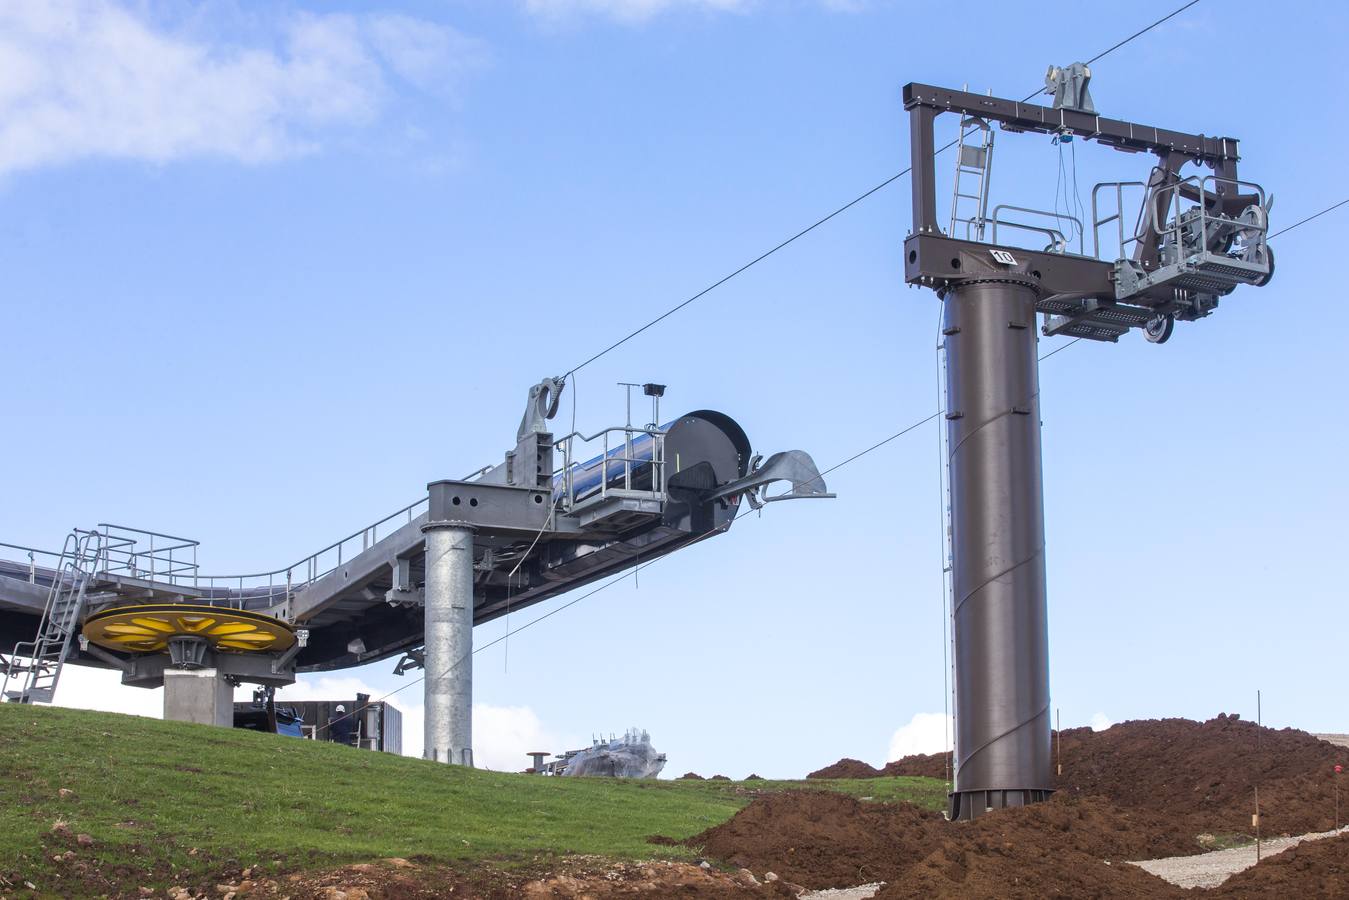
[1129,826,1349,889]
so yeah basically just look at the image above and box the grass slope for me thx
[0,705,946,891]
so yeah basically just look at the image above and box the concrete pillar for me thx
[163,668,233,727]
[944,276,1053,820]
[422,522,474,765]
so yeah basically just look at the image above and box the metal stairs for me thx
[2,530,103,704]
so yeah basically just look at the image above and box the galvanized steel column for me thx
[422,522,474,766]
[944,277,1053,820]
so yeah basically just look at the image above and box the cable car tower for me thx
[904,64,1273,820]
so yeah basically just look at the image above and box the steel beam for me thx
[422,521,474,766]
[943,276,1053,820]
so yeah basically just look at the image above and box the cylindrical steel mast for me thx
[422,521,475,766]
[943,276,1053,820]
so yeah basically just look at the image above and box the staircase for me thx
[2,530,103,704]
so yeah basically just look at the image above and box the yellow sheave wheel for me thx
[82,604,297,654]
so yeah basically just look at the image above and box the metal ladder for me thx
[2,530,103,704]
[949,116,995,240]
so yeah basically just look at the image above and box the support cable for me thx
[313,336,1088,739]
[313,195,1342,741]
[1268,198,1349,239]
[562,0,1208,378]
[310,36,1349,755]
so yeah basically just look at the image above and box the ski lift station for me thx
[1,61,1273,817]
[0,380,833,765]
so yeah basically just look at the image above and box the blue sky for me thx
[4,0,1347,776]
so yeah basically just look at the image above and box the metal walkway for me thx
[1,397,831,684]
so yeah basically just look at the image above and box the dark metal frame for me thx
[903,82,1253,342]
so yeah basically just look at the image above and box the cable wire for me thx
[1268,198,1349,239]
[1084,0,1202,65]
[314,333,1090,740]
[318,0,1257,742]
[564,0,1207,377]
[315,141,1348,749]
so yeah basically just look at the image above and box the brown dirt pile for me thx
[880,752,948,779]
[808,755,949,780]
[814,715,1348,836]
[807,758,882,779]
[1054,714,1349,836]
[871,834,1182,900]
[688,791,1207,892]
[1210,832,1349,898]
[688,791,949,888]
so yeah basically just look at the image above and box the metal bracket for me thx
[80,643,133,674]
[517,376,565,442]
[270,640,304,674]
[385,586,425,606]
[427,480,553,537]
[393,648,424,676]
[1044,62,1095,114]
[706,450,835,508]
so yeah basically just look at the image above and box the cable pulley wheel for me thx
[1144,314,1175,344]
[81,604,296,655]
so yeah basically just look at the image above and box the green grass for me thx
[0,705,946,891]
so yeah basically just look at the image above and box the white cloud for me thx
[0,1,485,176]
[274,675,564,771]
[1090,712,1113,731]
[52,664,167,718]
[886,711,951,763]
[523,0,752,23]
[521,0,867,23]
[53,664,564,772]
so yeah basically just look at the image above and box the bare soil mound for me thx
[807,758,881,779]
[687,791,1202,891]
[871,833,1182,900]
[809,753,950,780]
[687,791,948,889]
[1054,714,1348,836]
[880,752,948,780]
[816,715,1348,836]
[1210,832,1349,898]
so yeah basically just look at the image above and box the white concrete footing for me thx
[163,668,233,727]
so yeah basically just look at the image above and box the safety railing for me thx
[1147,176,1268,261]
[93,524,199,584]
[1091,180,1147,261]
[0,541,63,584]
[0,499,433,611]
[551,424,667,513]
[188,496,431,610]
[990,205,1082,255]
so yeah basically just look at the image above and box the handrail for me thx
[0,541,62,584]
[552,424,667,513]
[1091,181,1147,260]
[1148,175,1267,259]
[188,495,432,607]
[1,419,676,614]
[990,204,1082,255]
[96,523,199,547]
